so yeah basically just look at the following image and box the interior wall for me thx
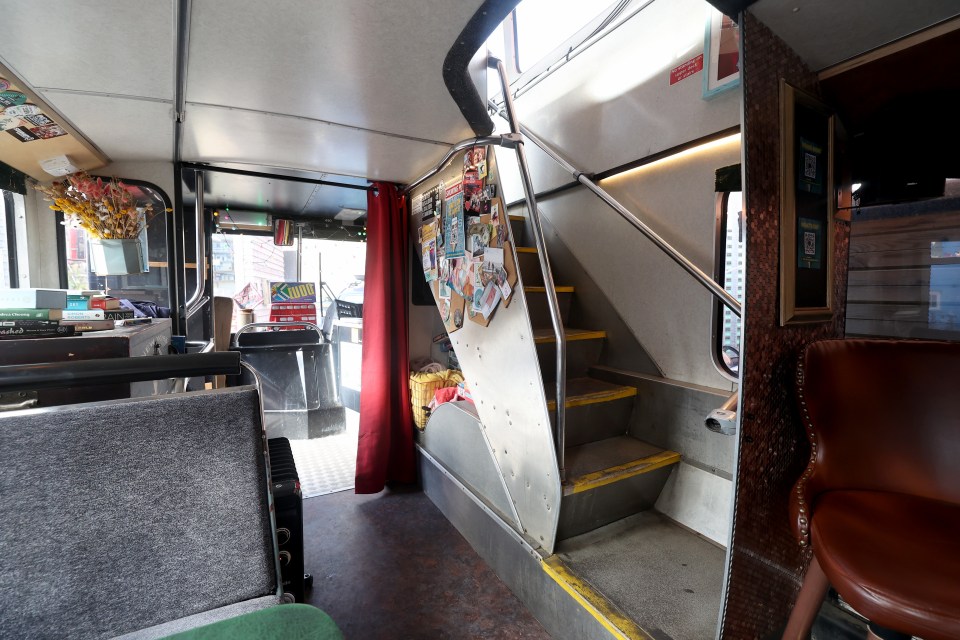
[100,161,176,202]
[523,136,742,390]
[23,187,61,289]
[720,13,851,639]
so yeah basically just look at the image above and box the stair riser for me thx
[509,218,525,246]
[536,339,603,379]
[517,251,544,286]
[551,396,633,448]
[527,291,573,328]
[557,465,675,540]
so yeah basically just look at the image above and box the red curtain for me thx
[355,182,416,493]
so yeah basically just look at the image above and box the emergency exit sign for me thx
[670,54,703,85]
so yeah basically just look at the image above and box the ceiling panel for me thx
[197,169,368,218]
[182,105,452,184]
[750,0,960,70]
[41,91,174,161]
[186,0,482,143]
[0,0,175,99]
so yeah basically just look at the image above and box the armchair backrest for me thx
[791,339,960,543]
[0,387,278,639]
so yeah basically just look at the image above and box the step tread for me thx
[526,285,575,293]
[563,435,680,496]
[509,214,525,222]
[533,328,607,344]
[516,246,538,254]
[546,377,636,410]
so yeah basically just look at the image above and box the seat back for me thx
[0,387,277,639]
[792,339,960,541]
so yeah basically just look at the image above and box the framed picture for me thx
[779,80,836,325]
[703,9,740,98]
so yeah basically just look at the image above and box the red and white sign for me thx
[670,54,703,85]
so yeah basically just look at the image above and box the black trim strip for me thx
[3,191,18,286]
[180,162,374,192]
[443,0,521,137]
[54,212,68,289]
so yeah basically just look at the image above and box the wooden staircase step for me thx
[533,328,607,344]
[546,377,636,411]
[563,436,681,496]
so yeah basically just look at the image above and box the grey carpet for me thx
[0,388,276,639]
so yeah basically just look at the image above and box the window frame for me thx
[712,190,743,381]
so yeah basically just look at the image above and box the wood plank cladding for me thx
[846,201,960,340]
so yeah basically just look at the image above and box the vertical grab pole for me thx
[490,57,567,481]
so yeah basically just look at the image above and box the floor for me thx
[289,409,359,498]
[302,487,552,640]
[557,510,725,640]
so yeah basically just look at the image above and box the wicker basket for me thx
[409,369,464,429]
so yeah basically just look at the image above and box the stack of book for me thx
[0,288,140,339]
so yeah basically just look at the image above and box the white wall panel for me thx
[182,105,450,184]
[41,92,174,162]
[187,0,482,143]
[511,0,739,194]
[537,135,741,389]
[656,462,732,546]
[0,0,175,99]
[102,161,176,202]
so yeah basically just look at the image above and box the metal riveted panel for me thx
[410,149,561,553]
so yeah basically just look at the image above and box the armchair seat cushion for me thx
[811,490,960,640]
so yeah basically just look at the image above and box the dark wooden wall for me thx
[720,13,851,639]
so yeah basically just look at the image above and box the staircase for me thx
[510,215,681,540]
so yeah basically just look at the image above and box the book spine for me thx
[0,291,38,308]
[60,309,106,321]
[0,309,53,320]
[0,320,60,329]
[0,325,76,338]
[66,296,90,310]
[103,310,134,321]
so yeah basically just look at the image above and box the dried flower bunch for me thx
[34,172,159,240]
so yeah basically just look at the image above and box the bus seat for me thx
[782,339,960,640]
[0,387,281,639]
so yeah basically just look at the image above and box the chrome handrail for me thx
[184,169,208,318]
[405,135,518,195]
[488,102,742,318]
[491,57,568,481]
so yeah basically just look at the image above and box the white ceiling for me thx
[749,0,960,70]
[0,0,483,184]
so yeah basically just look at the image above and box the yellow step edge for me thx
[516,246,538,254]
[546,385,636,411]
[565,450,682,495]
[526,285,575,293]
[509,214,525,221]
[534,329,607,344]
[542,555,654,640]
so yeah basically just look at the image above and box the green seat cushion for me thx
[163,604,343,640]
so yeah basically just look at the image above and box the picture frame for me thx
[779,80,836,325]
[702,9,740,99]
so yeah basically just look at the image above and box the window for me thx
[61,181,171,307]
[0,190,29,288]
[713,191,744,378]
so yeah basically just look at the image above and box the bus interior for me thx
[1,0,959,638]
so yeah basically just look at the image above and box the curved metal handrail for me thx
[184,169,208,318]
[405,135,518,195]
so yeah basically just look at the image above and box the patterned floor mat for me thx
[289,410,359,498]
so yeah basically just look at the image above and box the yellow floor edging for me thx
[542,555,653,640]
[516,246,538,253]
[526,285,575,293]
[546,385,636,411]
[567,451,681,495]
[534,329,607,344]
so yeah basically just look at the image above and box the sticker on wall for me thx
[6,126,37,142]
[23,113,54,127]
[4,103,42,117]
[443,182,465,259]
[0,78,10,91]
[0,115,21,131]
[0,91,27,108]
[29,123,67,140]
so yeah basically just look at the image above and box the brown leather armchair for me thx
[783,339,960,640]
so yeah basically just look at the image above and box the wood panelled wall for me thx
[847,198,960,340]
